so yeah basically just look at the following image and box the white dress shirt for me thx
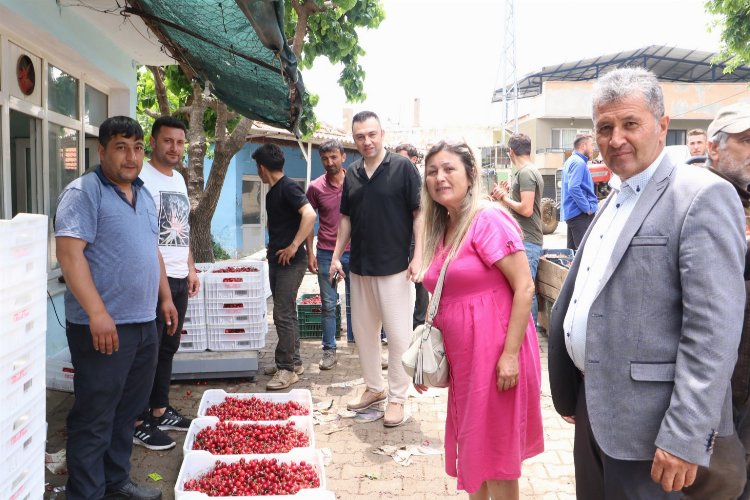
[563,150,666,371]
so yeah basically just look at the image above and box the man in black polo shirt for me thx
[253,143,316,390]
[330,111,422,427]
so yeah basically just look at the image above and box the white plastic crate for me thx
[0,214,47,295]
[0,308,45,360]
[0,281,47,331]
[183,416,315,457]
[197,389,313,420]
[180,325,208,353]
[0,392,45,482]
[208,335,266,351]
[206,310,266,327]
[207,323,267,352]
[174,449,327,500]
[46,347,74,393]
[0,338,45,410]
[184,298,206,326]
[1,446,45,500]
[205,281,266,300]
[0,418,44,487]
[206,297,266,315]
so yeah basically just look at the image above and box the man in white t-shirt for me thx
[133,116,200,450]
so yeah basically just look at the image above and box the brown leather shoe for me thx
[383,402,407,427]
[346,389,386,411]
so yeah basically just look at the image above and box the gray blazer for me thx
[548,155,746,466]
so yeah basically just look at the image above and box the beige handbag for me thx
[401,256,451,388]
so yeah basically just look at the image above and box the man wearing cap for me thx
[683,102,750,500]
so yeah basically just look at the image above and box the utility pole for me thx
[499,0,518,146]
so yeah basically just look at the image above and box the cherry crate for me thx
[204,261,266,301]
[174,449,328,500]
[197,389,313,420]
[183,416,315,457]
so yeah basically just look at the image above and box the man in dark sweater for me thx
[684,102,750,500]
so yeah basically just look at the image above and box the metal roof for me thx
[492,45,750,102]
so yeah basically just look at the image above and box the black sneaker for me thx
[104,478,162,499]
[154,406,191,431]
[133,421,176,450]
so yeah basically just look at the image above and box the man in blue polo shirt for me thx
[561,134,598,250]
[55,116,177,500]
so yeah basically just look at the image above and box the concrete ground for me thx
[44,223,575,499]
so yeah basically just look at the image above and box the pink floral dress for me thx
[423,207,544,493]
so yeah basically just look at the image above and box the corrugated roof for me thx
[492,45,750,101]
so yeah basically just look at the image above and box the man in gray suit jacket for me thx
[548,67,746,499]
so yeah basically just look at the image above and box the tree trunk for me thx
[190,211,215,263]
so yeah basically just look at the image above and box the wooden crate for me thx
[535,259,569,333]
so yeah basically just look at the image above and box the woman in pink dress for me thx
[416,140,544,499]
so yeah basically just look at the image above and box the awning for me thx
[125,0,304,134]
[493,45,750,102]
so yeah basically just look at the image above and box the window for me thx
[551,128,578,150]
[85,85,108,127]
[666,129,686,147]
[48,124,80,269]
[48,65,79,119]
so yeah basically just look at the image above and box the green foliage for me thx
[299,92,320,138]
[706,0,750,72]
[285,0,384,103]
[212,237,231,261]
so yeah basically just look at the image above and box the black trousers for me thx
[65,321,158,500]
[149,276,189,410]
[269,258,306,371]
[574,383,681,500]
[567,212,595,250]
[413,282,429,329]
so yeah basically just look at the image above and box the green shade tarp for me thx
[127,0,303,134]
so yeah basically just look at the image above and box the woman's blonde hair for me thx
[420,140,491,276]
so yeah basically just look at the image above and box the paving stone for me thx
[43,270,579,499]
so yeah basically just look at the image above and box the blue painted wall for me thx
[208,142,361,257]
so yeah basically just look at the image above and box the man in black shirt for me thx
[253,144,316,390]
[330,111,422,427]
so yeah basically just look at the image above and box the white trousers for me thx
[350,271,415,403]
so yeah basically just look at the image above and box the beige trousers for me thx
[350,271,415,404]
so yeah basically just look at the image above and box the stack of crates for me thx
[296,293,341,339]
[0,214,48,499]
[204,261,268,351]
[180,264,211,352]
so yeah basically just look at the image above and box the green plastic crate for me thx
[296,293,341,339]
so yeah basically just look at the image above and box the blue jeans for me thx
[316,249,353,348]
[523,241,542,324]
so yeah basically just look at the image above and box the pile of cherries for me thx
[299,295,322,305]
[213,266,259,273]
[223,328,246,334]
[182,458,319,496]
[205,397,309,421]
[192,421,309,454]
[223,303,245,309]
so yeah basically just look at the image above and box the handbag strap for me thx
[425,250,452,326]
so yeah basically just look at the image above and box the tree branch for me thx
[291,0,329,60]
[147,65,171,116]
[143,108,162,119]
